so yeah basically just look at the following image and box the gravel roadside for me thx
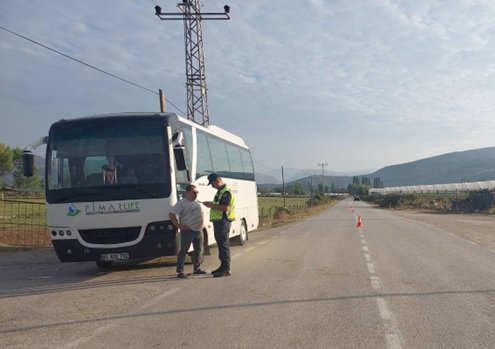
[392,210,495,251]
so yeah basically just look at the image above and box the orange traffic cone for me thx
[356,216,363,228]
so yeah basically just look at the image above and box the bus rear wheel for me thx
[235,221,248,246]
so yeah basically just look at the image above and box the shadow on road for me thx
[2,287,495,333]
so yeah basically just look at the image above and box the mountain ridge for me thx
[257,146,495,188]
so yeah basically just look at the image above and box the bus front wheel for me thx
[235,221,248,246]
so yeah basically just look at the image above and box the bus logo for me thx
[67,204,81,217]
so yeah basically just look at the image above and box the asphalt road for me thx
[1,198,495,348]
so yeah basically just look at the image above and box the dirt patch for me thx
[393,210,495,251]
[0,228,51,247]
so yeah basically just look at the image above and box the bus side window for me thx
[196,131,213,178]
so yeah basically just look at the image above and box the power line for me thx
[208,2,308,158]
[0,24,186,115]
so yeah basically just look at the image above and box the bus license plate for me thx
[100,252,130,261]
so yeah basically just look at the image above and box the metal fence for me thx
[1,189,311,247]
[258,204,308,227]
[0,189,50,247]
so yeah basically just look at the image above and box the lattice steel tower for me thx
[155,1,230,126]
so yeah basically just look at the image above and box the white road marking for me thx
[376,297,391,320]
[370,276,381,290]
[386,334,402,349]
[357,222,403,349]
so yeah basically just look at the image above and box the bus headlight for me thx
[145,220,176,235]
[50,228,74,238]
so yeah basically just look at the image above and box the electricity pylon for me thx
[318,162,328,193]
[155,1,230,126]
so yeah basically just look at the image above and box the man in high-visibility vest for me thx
[203,173,235,277]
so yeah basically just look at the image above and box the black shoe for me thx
[213,269,231,278]
[177,272,189,279]
[211,266,222,275]
[193,268,207,275]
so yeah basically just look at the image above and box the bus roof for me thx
[54,112,171,123]
[52,112,249,149]
[177,115,248,148]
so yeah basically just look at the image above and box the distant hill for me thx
[368,147,495,186]
[258,147,495,190]
[255,173,278,184]
[257,167,376,185]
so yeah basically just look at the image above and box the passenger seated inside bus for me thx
[102,164,117,184]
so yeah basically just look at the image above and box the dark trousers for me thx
[176,229,203,273]
[213,220,231,263]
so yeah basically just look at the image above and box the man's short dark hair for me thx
[186,184,196,192]
[207,173,220,185]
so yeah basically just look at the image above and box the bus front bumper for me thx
[52,232,177,263]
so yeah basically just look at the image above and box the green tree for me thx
[373,177,383,188]
[347,182,370,196]
[0,143,14,187]
[318,183,324,194]
[352,176,360,185]
[330,182,336,193]
[360,176,371,186]
[292,183,305,195]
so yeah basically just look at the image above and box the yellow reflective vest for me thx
[210,185,236,221]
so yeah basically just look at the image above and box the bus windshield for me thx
[46,118,171,203]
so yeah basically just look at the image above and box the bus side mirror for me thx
[174,145,188,171]
[172,131,188,172]
[22,150,35,177]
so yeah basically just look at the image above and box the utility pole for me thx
[281,166,286,208]
[155,1,230,126]
[317,162,328,194]
[309,176,314,206]
[159,89,166,112]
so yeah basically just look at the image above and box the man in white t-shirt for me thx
[169,184,207,278]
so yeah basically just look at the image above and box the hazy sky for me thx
[2,0,495,175]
